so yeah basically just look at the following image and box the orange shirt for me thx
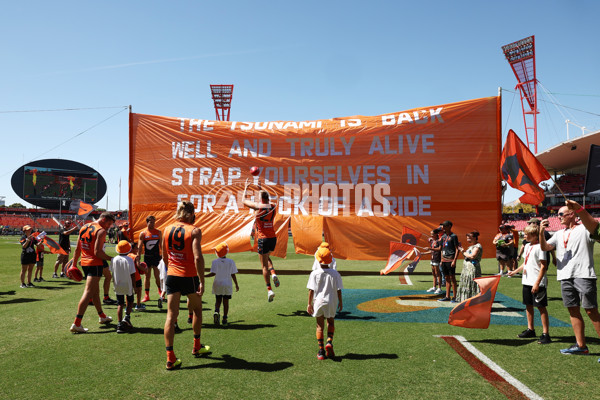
[36,244,45,262]
[78,222,104,266]
[255,204,276,239]
[127,252,141,281]
[163,222,198,277]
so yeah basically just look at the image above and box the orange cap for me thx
[319,242,330,249]
[215,242,229,258]
[316,247,333,265]
[116,240,132,254]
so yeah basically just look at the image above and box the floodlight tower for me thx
[210,84,234,121]
[502,36,539,153]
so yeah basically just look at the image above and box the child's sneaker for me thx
[157,298,163,309]
[192,345,211,357]
[325,342,335,358]
[560,344,589,355]
[116,322,127,334]
[517,328,536,338]
[213,312,220,326]
[434,288,443,295]
[426,287,436,293]
[70,323,88,333]
[166,359,182,370]
[272,274,280,288]
[99,316,113,324]
[222,316,228,325]
[52,273,59,278]
[317,349,326,360]
[135,304,146,311]
[538,333,551,344]
[267,290,275,302]
[20,283,27,288]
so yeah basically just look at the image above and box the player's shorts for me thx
[257,237,277,255]
[21,253,37,265]
[36,260,44,267]
[166,275,199,296]
[522,285,548,307]
[135,279,142,288]
[312,301,338,319]
[57,253,69,263]
[216,294,232,300]
[440,261,455,277]
[561,278,598,309]
[116,294,134,306]
[82,261,108,278]
[144,255,162,268]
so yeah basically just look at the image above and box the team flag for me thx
[42,236,67,255]
[401,226,422,245]
[500,129,550,205]
[70,200,97,218]
[448,275,501,329]
[584,144,600,196]
[380,242,417,275]
[404,248,422,274]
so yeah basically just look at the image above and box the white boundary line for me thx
[434,335,543,400]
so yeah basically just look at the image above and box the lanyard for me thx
[563,229,572,249]
[524,246,533,265]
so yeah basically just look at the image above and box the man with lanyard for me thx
[162,201,210,370]
[540,200,600,356]
[138,215,163,304]
[53,219,78,278]
[438,220,459,302]
[69,212,116,333]
[243,179,280,302]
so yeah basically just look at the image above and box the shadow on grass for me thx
[30,285,67,291]
[330,352,399,363]
[0,290,17,296]
[491,306,524,313]
[0,298,42,305]
[130,326,166,335]
[184,354,293,372]
[545,336,600,345]
[336,311,376,320]
[277,310,310,318]
[209,321,276,331]
[468,338,536,347]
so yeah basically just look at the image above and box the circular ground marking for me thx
[357,294,440,313]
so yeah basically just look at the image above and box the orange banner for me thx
[129,96,501,259]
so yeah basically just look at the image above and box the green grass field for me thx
[1,235,600,400]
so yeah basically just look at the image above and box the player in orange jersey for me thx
[138,215,163,303]
[243,178,280,302]
[69,212,116,333]
[162,202,210,370]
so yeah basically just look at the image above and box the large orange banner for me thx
[129,96,501,260]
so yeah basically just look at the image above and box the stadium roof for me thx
[536,130,600,175]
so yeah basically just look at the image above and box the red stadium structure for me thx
[502,36,539,153]
[210,84,234,121]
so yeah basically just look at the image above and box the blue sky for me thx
[2,1,599,210]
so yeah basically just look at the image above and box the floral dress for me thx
[456,243,483,302]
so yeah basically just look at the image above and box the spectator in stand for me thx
[540,200,600,356]
[493,225,513,276]
[20,225,38,288]
[53,220,79,278]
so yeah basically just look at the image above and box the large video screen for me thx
[23,166,98,202]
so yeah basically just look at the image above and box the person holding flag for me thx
[540,200,600,356]
[53,220,79,278]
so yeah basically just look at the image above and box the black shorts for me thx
[440,261,455,277]
[82,262,107,278]
[166,275,199,296]
[21,253,36,265]
[116,294,134,306]
[257,237,277,255]
[216,294,232,300]
[144,255,162,268]
[522,285,548,307]
[135,279,142,288]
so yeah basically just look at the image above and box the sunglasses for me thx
[558,212,572,217]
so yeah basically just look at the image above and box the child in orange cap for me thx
[110,240,136,333]
[312,242,337,271]
[205,242,239,326]
[307,247,343,360]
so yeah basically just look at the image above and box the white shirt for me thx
[521,243,547,287]
[210,257,238,296]
[547,224,596,281]
[110,255,136,296]
[307,267,343,308]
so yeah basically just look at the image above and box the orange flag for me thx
[42,236,67,255]
[401,226,422,245]
[448,275,501,329]
[500,129,550,205]
[380,242,416,275]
